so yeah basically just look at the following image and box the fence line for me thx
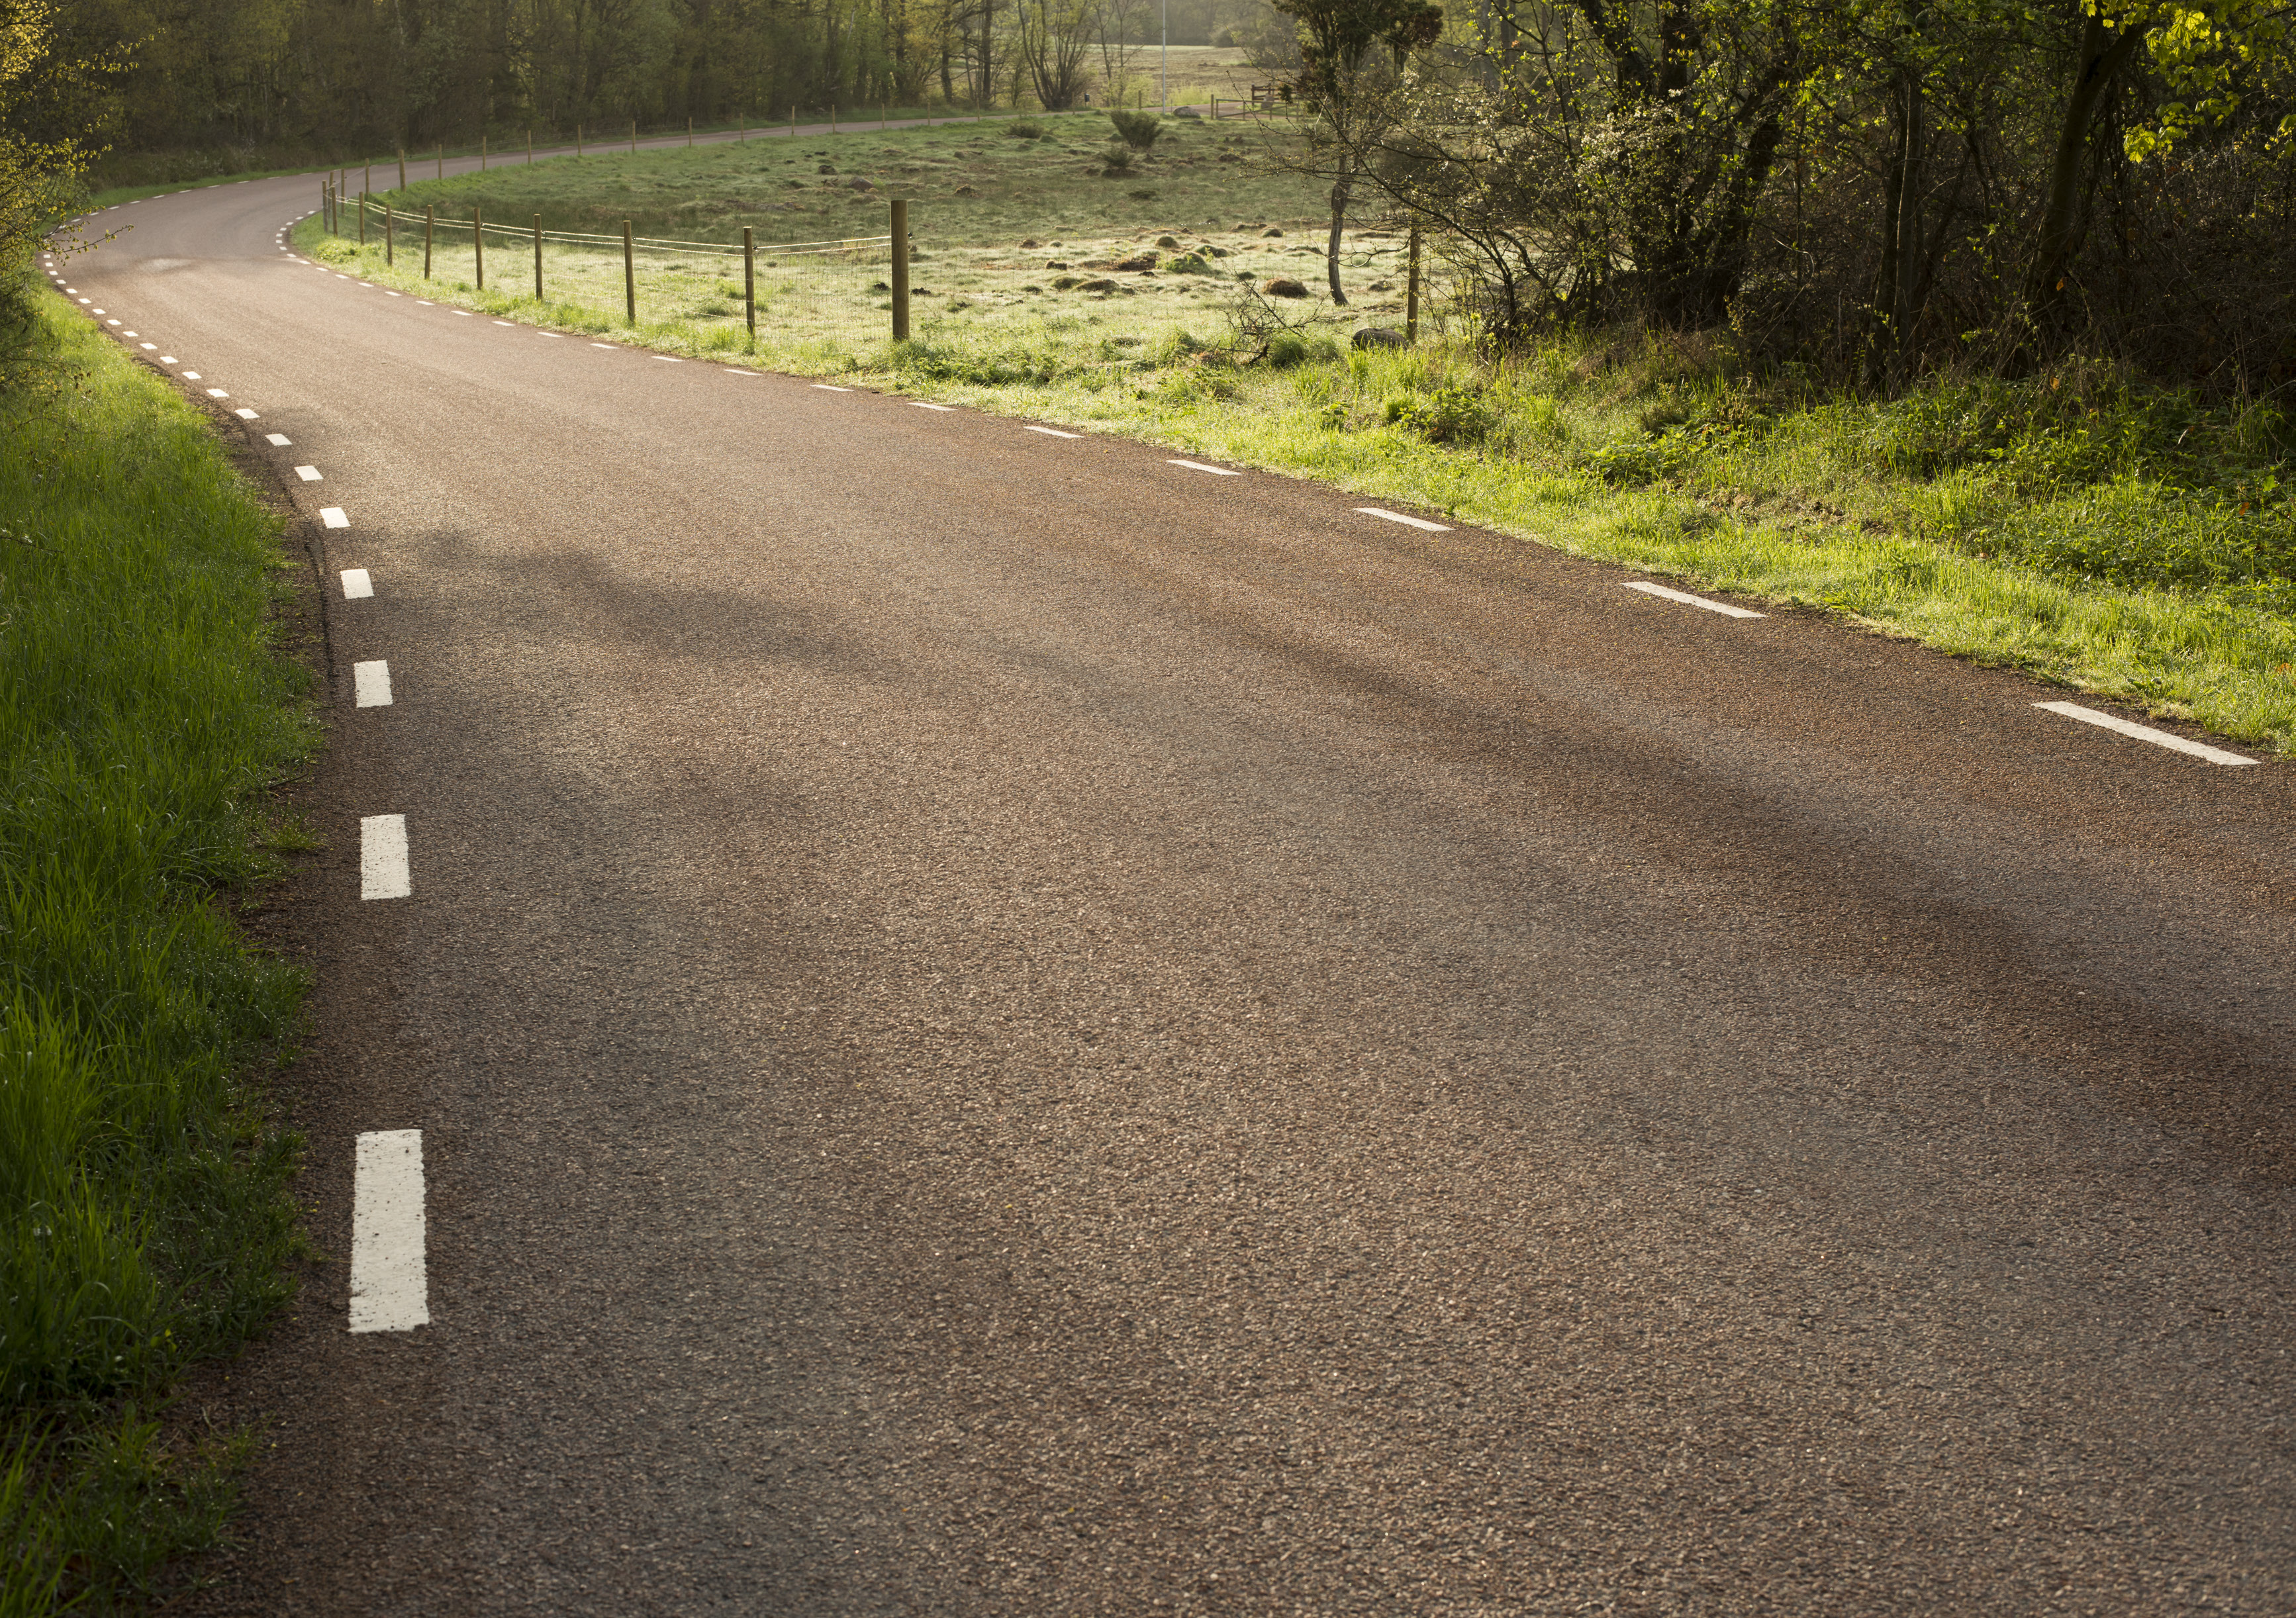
[326,189,908,340]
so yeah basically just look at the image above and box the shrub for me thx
[1385,387,1495,443]
[1006,119,1047,139]
[1108,110,1163,151]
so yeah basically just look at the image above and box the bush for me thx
[1108,110,1163,151]
[1006,119,1047,139]
[1385,386,1496,443]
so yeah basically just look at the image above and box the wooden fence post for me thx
[1406,223,1421,343]
[474,205,485,289]
[623,219,636,326]
[385,202,394,267]
[890,199,910,341]
[743,226,755,341]
[424,205,434,279]
[534,214,544,302]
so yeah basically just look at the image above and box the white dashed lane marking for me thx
[1169,459,1241,476]
[2033,701,2259,768]
[359,814,410,900]
[235,409,258,420]
[1357,506,1450,532]
[911,401,953,411]
[341,569,373,598]
[348,1129,428,1333]
[320,507,350,528]
[267,434,292,446]
[295,465,321,481]
[1624,581,1766,620]
[813,383,851,392]
[1024,425,1081,438]
[353,660,393,708]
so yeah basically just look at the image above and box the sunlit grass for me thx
[1,287,314,1607]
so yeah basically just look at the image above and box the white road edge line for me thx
[813,383,851,391]
[295,465,322,481]
[234,408,258,420]
[359,813,410,899]
[1356,506,1451,532]
[266,433,292,446]
[349,1129,428,1333]
[320,506,350,528]
[1169,459,1241,476]
[1623,581,1765,620]
[1024,425,1081,438]
[911,401,954,411]
[2033,701,2258,767]
[341,568,373,598]
[354,660,393,708]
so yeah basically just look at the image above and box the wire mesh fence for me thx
[347,193,894,346]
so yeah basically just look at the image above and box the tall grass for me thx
[1,287,314,1606]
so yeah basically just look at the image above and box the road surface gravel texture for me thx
[63,148,2295,1617]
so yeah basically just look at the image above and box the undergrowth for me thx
[1,286,314,1608]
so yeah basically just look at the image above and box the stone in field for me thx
[1352,326,1408,349]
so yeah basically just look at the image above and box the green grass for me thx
[300,136,2294,755]
[1,287,316,1607]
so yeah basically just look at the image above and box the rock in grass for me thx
[1156,234,1181,248]
[1022,237,1043,248]
[1263,226,1284,237]
[1053,275,1083,289]
[1264,277,1309,298]
[1045,259,1071,269]
[847,177,875,190]
[1353,326,1408,349]
[1077,277,1119,293]
[954,184,978,196]
[1113,252,1159,272]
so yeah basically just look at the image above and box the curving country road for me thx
[55,142,2296,1615]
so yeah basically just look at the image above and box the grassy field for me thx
[295,127,2295,757]
[0,288,314,1609]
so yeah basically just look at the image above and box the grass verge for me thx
[1,285,316,1607]
[292,129,2293,755]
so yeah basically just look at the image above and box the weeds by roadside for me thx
[1,287,315,1609]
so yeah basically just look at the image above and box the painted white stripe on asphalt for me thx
[359,814,410,899]
[654,355,681,362]
[160,356,175,363]
[1624,581,1766,620]
[912,401,954,411]
[452,309,473,316]
[1024,425,1081,438]
[182,372,201,380]
[140,343,154,349]
[813,383,851,391]
[349,1129,428,1333]
[341,568,373,598]
[106,318,119,326]
[492,319,513,326]
[1169,459,1240,476]
[206,388,228,398]
[320,507,350,528]
[234,408,258,420]
[353,660,393,707]
[267,434,291,446]
[724,367,757,375]
[589,342,615,348]
[1356,506,1450,532]
[385,290,401,297]
[2033,701,2259,767]
[295,465,321,481]
[122,330,136,336]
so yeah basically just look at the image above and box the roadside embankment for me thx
[0,283,316,1609]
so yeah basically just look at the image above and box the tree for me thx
[1263,0,1443,305]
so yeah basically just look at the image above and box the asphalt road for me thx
[58,148,2296,1616]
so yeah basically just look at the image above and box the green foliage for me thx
[1,1,105,391]
[1384,384,1494,442]
[1108,110,1163,150]
[1,295,311,1607]
[1006,119,1048,139]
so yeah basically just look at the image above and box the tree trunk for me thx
[1327,152,1351,307]
[2029,11,2148,307]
